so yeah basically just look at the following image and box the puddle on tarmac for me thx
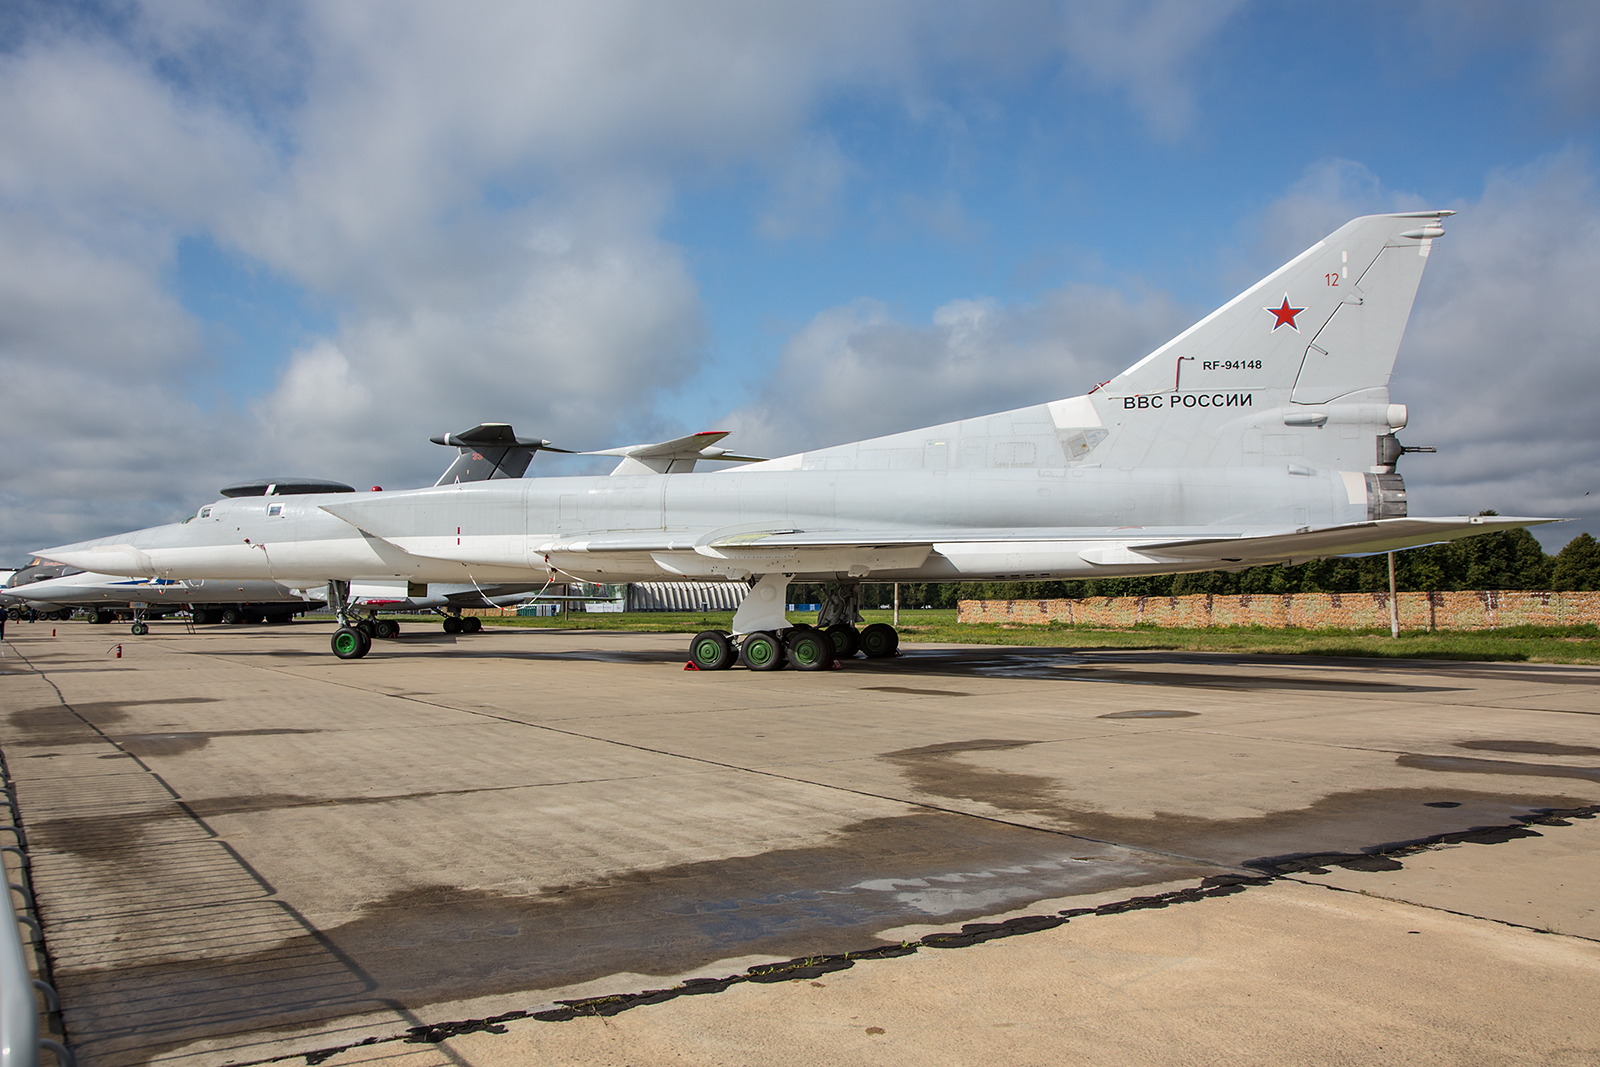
[1455,739,1600,757]
[1397,754,1600,783]
[882,737,1594,865]
[113,728,323,758]
[58,810,1206,1067]
[1098,709,1199,719]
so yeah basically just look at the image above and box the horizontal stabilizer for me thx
[1091,515,1563,566]
[584,430,767,475]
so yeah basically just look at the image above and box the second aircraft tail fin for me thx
[431,424,573,485]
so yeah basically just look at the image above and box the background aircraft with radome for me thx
[36,212,1556,667]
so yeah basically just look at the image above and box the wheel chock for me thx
[683,661,701,671]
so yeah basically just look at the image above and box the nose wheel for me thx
[331,626,372,659]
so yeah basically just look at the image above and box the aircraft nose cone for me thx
[32,540,157,577]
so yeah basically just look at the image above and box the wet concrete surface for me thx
[2,622,1598,1066]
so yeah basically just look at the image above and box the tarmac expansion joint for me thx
[1279,873,1600,945]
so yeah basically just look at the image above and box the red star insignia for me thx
[1266,297,1304,331]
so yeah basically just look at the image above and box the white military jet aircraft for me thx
[3,565,319,632]
[38,212,1556,666]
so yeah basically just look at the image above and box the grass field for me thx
[466,608,1600,665]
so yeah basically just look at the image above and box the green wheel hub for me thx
[745,638,776,667]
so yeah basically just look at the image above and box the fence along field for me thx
[957,590,1600,632]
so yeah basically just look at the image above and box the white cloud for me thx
[1396,153,1600,547]
[1420,0,1600,121]
[720,283,1194,456]
[1057,0,1248,141]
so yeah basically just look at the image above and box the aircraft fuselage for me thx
[55,463,1371,588]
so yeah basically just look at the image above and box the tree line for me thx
[796,528,1600,610]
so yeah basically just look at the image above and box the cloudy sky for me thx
[2,0,1598,561]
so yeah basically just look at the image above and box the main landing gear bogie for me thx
[687,622,898,672]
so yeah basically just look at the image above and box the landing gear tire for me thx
[92,611,111,625]
[785,628,836,671]
[221,608,242,625]
[443,616,464,634]
[740,631,785,671]
[331,626,372,659]
[356,619,376,638]
[463,616,482,634]
[373,619,399,640]
[130,621,148,636]
[824,623,861,659]
[860,623,899,658]
[690,630,735,670]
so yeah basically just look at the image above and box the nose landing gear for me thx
[326,580,372,660]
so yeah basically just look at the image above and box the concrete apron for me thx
[1,621,1597,1066]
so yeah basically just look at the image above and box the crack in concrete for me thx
[1281,874,1600,945]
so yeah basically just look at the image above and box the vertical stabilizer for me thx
[431,424,571,485]
[1107,211,1449,405]
[1080,211,1450,471]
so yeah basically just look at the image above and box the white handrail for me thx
[0,872,39,1067]
[0,805,67,1067]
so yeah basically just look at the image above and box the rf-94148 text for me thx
[1203,360,1262,370]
